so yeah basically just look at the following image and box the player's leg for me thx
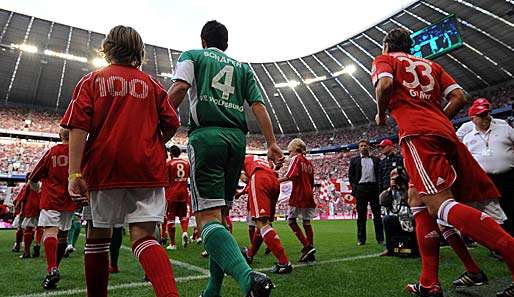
[166,216,177,250]
[438,223,487,287]
[244,174,263,262]
[300,208,316,262]
[406,188,442,296]
[177,200,190,248]
[12,215,23,252]
[109,226,123,273]
[21,218,35,258]
[160,215,168,246]
[83,196,113,297]
[65,215,81,256]
[127,188,178,297]
[302,217,314,248]
[288,208,309,248]
[34,225,43,257]
[190,128,273,296]
[256,218,292,274]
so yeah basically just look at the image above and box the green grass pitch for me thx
[0,220,511,297]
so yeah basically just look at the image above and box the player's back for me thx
[372,52,459,140]
[30,143,73,211]
[167,158,190,194]
[287,155,315,207]
[175,48,260,132]
[62,64,179,190]
[244,155,274,177]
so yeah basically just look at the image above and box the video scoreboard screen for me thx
[410,14,463,60]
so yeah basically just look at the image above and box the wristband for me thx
[68,173,83,181]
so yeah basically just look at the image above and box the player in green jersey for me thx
[169,20,284,297]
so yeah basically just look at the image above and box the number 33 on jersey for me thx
[172,48,265,133]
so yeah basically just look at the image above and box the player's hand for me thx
[375,113,387,126]
[267,143,285,168]
[68,176,89,205]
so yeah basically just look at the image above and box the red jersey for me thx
[371,52,461,141]
[29,144,75,212]
[61,64,180,191]
[285,154,315,208]
[243,155,275,177]
[17,184,40,218]
[166,158,190,202]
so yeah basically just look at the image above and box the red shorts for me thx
[166,200,188,219]
[248,170,280,219]
[401,135,500,202]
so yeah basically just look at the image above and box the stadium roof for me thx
[0,0,513,134]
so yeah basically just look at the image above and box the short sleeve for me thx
[371,55,394,86]
[244,66,264,105]
[149,76,180,134]
[60,72,95,132]
[286,155,300,179]
[173,51,195,85]
[439,68,461,99]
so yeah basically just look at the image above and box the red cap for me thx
[378,139,394,147]
[472,98,490,107]
[468,104,490,117]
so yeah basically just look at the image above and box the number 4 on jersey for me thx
[211,65,235,100]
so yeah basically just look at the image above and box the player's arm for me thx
[28,149,50,184]
[443,88,466,120]
[371,56,394,126]
[169,52,194,109]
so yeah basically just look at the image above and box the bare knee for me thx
[255,218,271,229]
[195,208,223,231]
[420,190,455,218]
[129,222,157,243]
[86,221,112,239]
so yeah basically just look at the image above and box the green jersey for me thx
[173,48,264,133]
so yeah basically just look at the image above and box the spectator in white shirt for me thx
[456,98,507,140]
[462,101,514,236]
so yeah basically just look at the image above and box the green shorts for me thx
[187,127,246,213]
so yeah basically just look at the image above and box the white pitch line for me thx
[10,253,381,297]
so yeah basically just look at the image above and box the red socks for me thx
[248,226,256,243]
[261,225,289,265]
[15,228,23,245]
[85,238,110,297]
[440,226,481,274]
[289,221,310,247]
[303,221,314,247]
[440,200,514,279]
[133,236,178,297]
[180,218,189,233]
[413,207,440,288]
[35,227,43,245]
[23,227,34,255]
[167,222,176,246]
[44,234,58,272]
[248,230,263,257]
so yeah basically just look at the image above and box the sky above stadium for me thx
[3,0,414,62]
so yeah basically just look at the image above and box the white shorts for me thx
[89,188,166,228]
[82,206,124,228]
[21,216,39,228]
[12,214,23,228]
[288,207,316,220]
[438,199,507,227]
[246,214,256,227]
[38,210,73,231]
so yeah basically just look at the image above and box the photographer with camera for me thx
[379,167,416,257]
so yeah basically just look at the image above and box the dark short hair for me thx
[358,139,369,146]
[383,28,413,54]
[169,145,181,158]
[101,25,145,67]
[201,20,228,51]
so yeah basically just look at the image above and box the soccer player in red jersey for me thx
[28,129,77,290]
[16,178,41,259]
[164,145,191,250]
[373,28,514,297]
[242,155,292,274]
[279,138,316,263]
[11,188,24,253]
[62,26,180,297]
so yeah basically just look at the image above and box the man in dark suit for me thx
[348,139,384,245]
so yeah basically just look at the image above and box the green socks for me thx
[203,256,224,297]
[67,220,81,246]
[202,221,252,296]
